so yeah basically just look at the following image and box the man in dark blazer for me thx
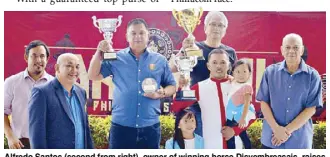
[29,53,94,149]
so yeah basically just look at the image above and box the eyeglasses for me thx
[284,46,302,51]
[208,23,226,28]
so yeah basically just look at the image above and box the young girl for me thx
[226,59,256,149]
[165,109,204,149]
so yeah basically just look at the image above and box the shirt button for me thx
[138,69,141,72]
[289,86,291,88]
[287,110,289,113]
[288,98,290,100]
[290,75,293,77]
[139,91,141,94]
[138,103,141,106]
[138,80,141,83]
[136,124,139,127]
[137,115,139,118]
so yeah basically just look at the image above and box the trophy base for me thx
[175,90,197,101]
[186,49,205,60]
[103,52,117,60]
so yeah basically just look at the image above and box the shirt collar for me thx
[23,68,51,81]
[60,83,76,96]
[210,76,229,83]
[278,59,308,73]
[127,47,149,60]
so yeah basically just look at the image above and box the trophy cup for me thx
[174,56,198,101]
[92,15,122,60]
[172,8,204,60]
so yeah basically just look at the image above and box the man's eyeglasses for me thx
[208,23,226,28]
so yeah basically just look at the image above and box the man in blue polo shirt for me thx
[171,11,237,136]
[256,33,322,149]
[88,18,176,149]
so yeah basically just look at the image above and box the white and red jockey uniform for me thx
[172,77,255,149]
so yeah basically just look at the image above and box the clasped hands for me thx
[271,126,292,146]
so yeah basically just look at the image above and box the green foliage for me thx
[4,117,325,149]
[160,114,175,147]
[88,116,111,148]
[313,121,326,149]
[4,135,8,149]
[247,119,263,149]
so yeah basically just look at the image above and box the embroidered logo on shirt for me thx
[149,64,155,70]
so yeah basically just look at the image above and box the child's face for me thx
[179,113,196,135]
[233,64,251,83]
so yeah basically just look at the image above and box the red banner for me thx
[4,11,326,120]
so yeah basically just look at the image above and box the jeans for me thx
[109,122,161,149]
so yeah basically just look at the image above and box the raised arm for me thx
[88,40,113,81]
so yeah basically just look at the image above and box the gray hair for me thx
[282,33,304,46]
[204,11,228,28]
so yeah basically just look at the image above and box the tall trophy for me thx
[92,15,122,60]
[172,8,203,101]
[172,8,204,59]
[174,56,198,101]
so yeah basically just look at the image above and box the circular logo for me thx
[147,28,174,61]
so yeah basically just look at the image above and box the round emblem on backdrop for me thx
[147,28,174,61]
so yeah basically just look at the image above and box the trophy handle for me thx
[191,56,198,68]
[115,15,123,32]
[197,7,203,25]
[92,16,101,33]
[172,10,182,27]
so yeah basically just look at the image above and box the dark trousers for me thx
[109,122,160,149]
[226,119,252,149]
[261,144,273,149]
[19,138,30,149]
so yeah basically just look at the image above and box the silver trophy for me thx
[92,15,123,60]
[174,56,198,101]
[142,78,158,94]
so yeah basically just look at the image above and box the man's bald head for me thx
[55,53,80,85]
[56,53,79,64]
[281,33,304,65]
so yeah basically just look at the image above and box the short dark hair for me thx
[232,59,252,73]
[25,40,50,58]
[126,18,149,31]
[207,48,229,62]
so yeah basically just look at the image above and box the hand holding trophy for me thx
[173,8,204,60]
[92,15,122,60]
[172,8,203,101]
[143,78,164,100]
